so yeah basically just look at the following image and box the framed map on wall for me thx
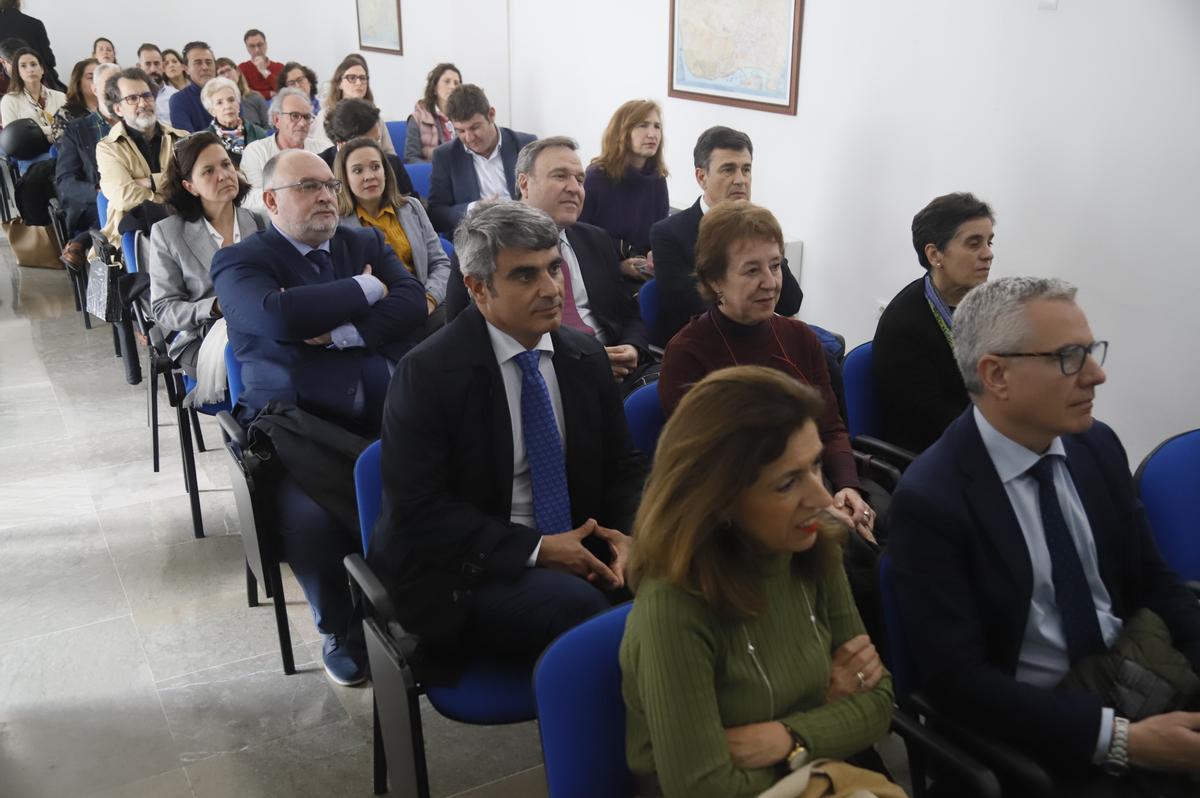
[357,0,403,55]
[668,0,805,115]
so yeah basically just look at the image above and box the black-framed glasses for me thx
[342,73,369,84]
[279,111,313,124]
[121,92,156,106]
[993,341,1108,376]
[266,179,342,196]
[285,76,309,88]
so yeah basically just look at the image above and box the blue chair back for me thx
[535,603,634,798]
[354,439,383,556]
[637,279,659,331]
[405,161,432,199]
[842,341,880,439]
[624,382,665,459]
[439,235,454,259]
[224,342,245,407]
[878,553,915,699]
[1136,429,1200,582]
[97,191,109,228]
[121,231,138,273]
[385,120,407,153]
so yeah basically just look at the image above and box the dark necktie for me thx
[1027,456,1106,661]
[514,350,572,534]
[557,243,594,337]
[305,248,334,281]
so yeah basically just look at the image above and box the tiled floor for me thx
[0,247,544,797]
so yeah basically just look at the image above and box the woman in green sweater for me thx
[620,366,895,797]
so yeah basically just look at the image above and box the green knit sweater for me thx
[620,554,894,797]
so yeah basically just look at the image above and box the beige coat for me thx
[95,121,187,246]
[0,87,66,137]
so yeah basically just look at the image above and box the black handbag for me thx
[85,233,123,322]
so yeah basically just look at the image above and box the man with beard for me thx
[94,66,186,246]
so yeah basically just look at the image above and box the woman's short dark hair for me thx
[694,200,785,303]
[276,61,318,100]
[445,84,490,123]
[66,58,98,109]
[420,62,460,116]
[326,97,380,144]
[6,46,41,94]
[163,131,250,222]
[911,192,995,270]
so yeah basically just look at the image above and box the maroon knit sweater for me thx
[659,308,860,491]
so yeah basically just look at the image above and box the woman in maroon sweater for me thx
[659,200,876,542]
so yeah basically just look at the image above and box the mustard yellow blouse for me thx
[356,204,413,273]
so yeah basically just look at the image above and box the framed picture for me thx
[668,0,805,115]
[356,0,403,56]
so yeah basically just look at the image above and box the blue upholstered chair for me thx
[438,235,454,260]
[346,440,537,796]
[1136,429,1200,591]
[637,278,659,335]
[623,382,665,460]
[842,341,916,471]
[403,161,432,202]
[385,120,407,157]
[534,602,634,798]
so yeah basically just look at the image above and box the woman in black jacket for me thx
[872,192,994,453]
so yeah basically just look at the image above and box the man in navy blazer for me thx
[212,149,427,686]
[648,126,802,347]
[889,277,1200,795]
[426,84,535,235]
[168,41,215,132]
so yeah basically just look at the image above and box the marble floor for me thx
[0,247,545,797]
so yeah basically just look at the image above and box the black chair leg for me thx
[266,562,295,675]
[175,394,204,539]
[112,323,121,356]
[373,700,388,795]
[190,407,207,452]
[149,367,160,472]
[246,560,258,607]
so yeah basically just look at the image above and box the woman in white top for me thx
[1,46,66,139]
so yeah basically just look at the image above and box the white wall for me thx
[26,0,1200,460]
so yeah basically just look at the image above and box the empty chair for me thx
[842,342,916,470]
[1136,428,1200,589]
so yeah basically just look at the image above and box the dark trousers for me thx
[1051,767,1200,798]
[464,568,617,659]
[274,475,357,637]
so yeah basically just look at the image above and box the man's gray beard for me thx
[127,113,157,134]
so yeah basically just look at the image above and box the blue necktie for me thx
[1027,456,1106,661]
[514,350,571,534]
[305,248,335,281]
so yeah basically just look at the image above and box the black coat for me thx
[648,198,802,347]
[0,9,59,89]
[872,276,969,452]
[368,305,646,650]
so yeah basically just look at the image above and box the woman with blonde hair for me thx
[620,366,896,797]
[579,99,669,279]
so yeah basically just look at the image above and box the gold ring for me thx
[856,671,866,689]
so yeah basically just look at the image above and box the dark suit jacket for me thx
[54,112,108,232]
[0,9,59,88]
[169,82,211,133]
[211,224,427,427]
[318,146,417,199]
[367,305,646,650]
[873,276,969,452]
[889,410,1200,765]
[426,127,536,234]
[444,221,649,356]
[649,198,803,347]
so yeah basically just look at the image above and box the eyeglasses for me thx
[266,179,342,196]
[121,92,156,106]
[993,341,1108,376]
[341,73,369,84]
[279,111,313,124]
[285,76,309,88]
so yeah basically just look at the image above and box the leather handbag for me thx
[85,256,122,321]
[3,219,61,268]
[757,759,908,798]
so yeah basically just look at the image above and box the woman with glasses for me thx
[621,366,896,797]
[148,131,262,375]
[335,136,449,337]
[215,56,269,129]
[310,54,396,155]
[275,61,320,116]
[873,192,995,453]
[658,201,877,547]
[403,62,460,163]
[199,76,268,168]
[1,46,65,138]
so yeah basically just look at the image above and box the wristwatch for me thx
[1102,716,1130,775]
[784,725,809,772]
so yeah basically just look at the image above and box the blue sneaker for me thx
[322,633,367,686]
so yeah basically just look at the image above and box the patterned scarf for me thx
[923,273,955,350]
[210,119,247,158]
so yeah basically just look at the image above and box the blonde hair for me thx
[591,99,668,181]
[628,366,843,618]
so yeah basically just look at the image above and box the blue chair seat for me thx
[623,382,665,459]
[181,373,232,416]
[425,660,535,724]
[1136,429,1200,584]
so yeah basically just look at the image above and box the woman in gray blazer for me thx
[334,136,451,337]
[149,132,264,374]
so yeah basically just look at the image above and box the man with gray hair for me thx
[239,87,325,211]
[369,201,646,662]
[890,277,1200,795]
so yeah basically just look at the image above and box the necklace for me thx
[710,309,812,385]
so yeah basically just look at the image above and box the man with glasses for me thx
[168,40,216,132]
[240,87,326,212]
[211,149,427,686]
[94,67,186,246]
[890,277,1200,796]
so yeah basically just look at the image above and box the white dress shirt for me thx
[468,128,511,208]
[485,321,566,566]
[974,406,1123,761]
[202,216,242,247]
[558,229,602,341]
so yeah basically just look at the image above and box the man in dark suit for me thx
[212,149,427,686]
[168,41,215,132]
[445,136,652,391]
[426,84,535,235]
[889,277,1200,796]
[369,202,645,661]
[648,126,802,347]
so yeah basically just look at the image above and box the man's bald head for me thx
[262,149,342,246]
